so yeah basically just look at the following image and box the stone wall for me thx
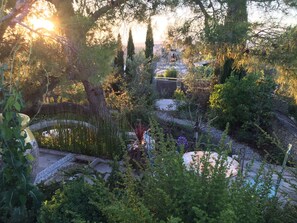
[154,78,184,98]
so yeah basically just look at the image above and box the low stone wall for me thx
[154,78,184,98]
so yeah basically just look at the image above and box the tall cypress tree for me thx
[127,29,135,60]
[145,18,154,59]
[114,33,124,76]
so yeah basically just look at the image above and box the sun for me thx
[29,17,55,32]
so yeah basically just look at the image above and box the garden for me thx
[1,0,297,222]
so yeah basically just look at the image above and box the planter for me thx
[0,113,39,179]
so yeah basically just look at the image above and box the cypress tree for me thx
[145,18,154,59]
[127,29,135,60]
[114,33,124,76]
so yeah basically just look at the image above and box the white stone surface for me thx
[155,99,178,111]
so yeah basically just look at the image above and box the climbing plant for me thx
[0,68,42,222]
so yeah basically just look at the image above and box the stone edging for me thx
[34,153,75,185]
[29,120,97,132]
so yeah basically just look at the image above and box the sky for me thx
[118,5,297,45]
[118,14,174,46]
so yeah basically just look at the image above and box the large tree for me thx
[0,0,153,119]
[145,18,154,59]
[127,28,135,60]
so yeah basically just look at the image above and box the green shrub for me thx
[140,121,284,223]
[164,68,178,78]
[173,88,186,101]
[0,82,42,222]
[38,177,111,223]
[209,73,275,144]
[156,73,164,78]
[190,65,214,78]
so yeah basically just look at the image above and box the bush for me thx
[173,88,186,101]
[189,65,214,78]
[0,81,42,222]
[183,76,213,110]
[164,68,178,78]
[209,73,275,144]
[38,177,111,223]
[141,121,285,223]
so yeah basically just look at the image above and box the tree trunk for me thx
[82,79,110,120]
[225,0,248,44]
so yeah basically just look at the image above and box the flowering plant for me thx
[177,136,188,150]
[134,123,147,143]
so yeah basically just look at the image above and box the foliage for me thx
[176,135,189,151]
[122,52,156,125]
[134,122,147,142]
[173,88,186,101]
[127,29,135,60]
[125,29,136,81]
[164,68,178,78]
[103,74,133,115]
[183,76,213,110]
[140,120,285,223]
[209,73,275,144]
[114,34,125,76]
[34,118,122,159]
[0,76,42,222]
[104,54,155,127]
[189,65,214,79]
[145,18,154,59]
[38,157,154,223]
[38,120,294,223]
[38,177,111,223]
[1,0,132,120]
[269,26,297,102]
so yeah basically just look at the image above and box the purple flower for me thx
[177,136,188,149]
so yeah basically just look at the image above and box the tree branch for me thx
[0,0,36,24]
[91,0,128,21]
[193,0,211,19]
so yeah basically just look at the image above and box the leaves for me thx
[0,77,42,222]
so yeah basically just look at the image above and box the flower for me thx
[177,136,188,150]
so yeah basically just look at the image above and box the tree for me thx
[114,33,124,76]
[127,28,135,60]
[265,26,297,101]
[0,0,142,120]
[145,18,154,59]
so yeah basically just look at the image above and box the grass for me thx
[32,114,126,159]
